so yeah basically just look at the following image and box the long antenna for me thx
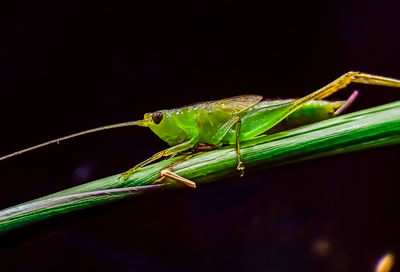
[0,119,151,161]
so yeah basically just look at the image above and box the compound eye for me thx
[151,111,163,124]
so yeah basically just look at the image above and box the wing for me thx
[205,95,263,114]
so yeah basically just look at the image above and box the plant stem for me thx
[1,101,400,233]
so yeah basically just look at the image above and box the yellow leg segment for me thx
[154,153,198,188]
[290,72,400,113]
[159,169,196,188]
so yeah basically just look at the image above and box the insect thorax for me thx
[147,109,200,146]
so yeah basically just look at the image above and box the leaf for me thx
[0,100,399,233]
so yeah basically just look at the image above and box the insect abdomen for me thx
[220,100,345,144]
[266,100,344,134]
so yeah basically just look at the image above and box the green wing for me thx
[206,95,263,114]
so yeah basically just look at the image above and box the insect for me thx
[1,72,400,188]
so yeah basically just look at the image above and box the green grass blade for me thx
[0,100,400,233]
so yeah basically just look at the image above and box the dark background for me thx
[0,0,400,271]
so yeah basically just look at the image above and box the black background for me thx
[1,1,400,271]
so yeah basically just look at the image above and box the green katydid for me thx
[1,71,400,188]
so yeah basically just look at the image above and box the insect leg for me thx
[212,115,245,176]
[235,118,245,177]
[242,72,400,142]
[291,72,400,110]
[159,169,196,188]
[154,152,200,188]
[121,139,197,181]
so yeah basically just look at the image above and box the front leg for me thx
[121,138,197,181]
